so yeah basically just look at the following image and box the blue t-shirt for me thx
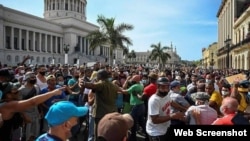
[36,133,63,141]
[40,85,67,113]
[116,93,123,108]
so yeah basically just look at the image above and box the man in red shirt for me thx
[212,97,239,125]
[138,72,158,118]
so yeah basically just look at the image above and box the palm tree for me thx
[149,42,171,70]
[87,15,134,65]
[127,50,136,64]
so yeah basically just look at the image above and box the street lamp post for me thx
[63,44,70,64]
[52,54,55,65]
[210,52,214,69]
[77,54,80,68]
[113,53,116,66]
[224,36,231,69]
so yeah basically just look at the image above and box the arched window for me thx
[36,57,40,63]
[43,57,46,63]
[7,55,11,62]
[15,56,19,63]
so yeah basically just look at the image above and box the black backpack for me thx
[231,113,250,125]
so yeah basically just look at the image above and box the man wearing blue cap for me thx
[36,101,88,141]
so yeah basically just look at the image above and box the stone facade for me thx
[126,43,181,68]
[216,0,250,70]
[0,0,124,66]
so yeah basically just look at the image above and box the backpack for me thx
[231,113,249,125]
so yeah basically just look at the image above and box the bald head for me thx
[221,97,238,114]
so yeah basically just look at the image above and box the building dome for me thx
[44,0,87,21]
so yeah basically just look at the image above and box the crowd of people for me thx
[0,60,250,141]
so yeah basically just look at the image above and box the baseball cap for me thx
[46,75,56,81]
[45,101,88,127]
[23,71,35,81]
[170,80,180,89]
[98,112,134,141]
[191,92,210,102]
[2,82,20,95]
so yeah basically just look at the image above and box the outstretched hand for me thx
[52,87,65,96]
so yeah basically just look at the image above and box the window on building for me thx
[100,46,103,56]
[6,55,11,62]
[65,3,68,10]
[6,36,10,49]
[14,37,18,50]
[29,39,32,51]
[15,56,19,63]
[58,37,61,54]
[36,57,40,63]
[82,37,85,53]
[86,40,89,55]
[22,38,25,50]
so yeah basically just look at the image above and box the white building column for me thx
[39,33,42,52]
[44,0,46,11]
[45,34,47,52]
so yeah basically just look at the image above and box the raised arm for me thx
[1,87,65,113]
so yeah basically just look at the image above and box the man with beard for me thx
[19,71,41,140]
[36,101,88,141]
[146,77,185,141]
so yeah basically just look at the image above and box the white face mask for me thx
[195,100,199,105]
[58,81,64,86]
[20,70,25,74]
[206,79,211,83]
[221,91,229,96]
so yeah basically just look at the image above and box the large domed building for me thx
[0,0,122,66]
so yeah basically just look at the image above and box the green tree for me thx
[149,42,171,70]
[87,15,134,65]
[127,50,136,63]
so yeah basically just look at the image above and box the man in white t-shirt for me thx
[146,77,185,140]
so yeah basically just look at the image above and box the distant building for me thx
[126,42,181,68]
[202,42,218,69]
[217,0,250,70]
[0,0,123,66]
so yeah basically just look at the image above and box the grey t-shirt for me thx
[18,85,40,116]
[170,90,190,113]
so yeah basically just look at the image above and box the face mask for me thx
[29,79,37,84]
[75,76,79,80]
[108,78,113,82]
[39,72,46,76]
[206,79,211,83]
[141,79,148,84]
[20,70,25,74]
[58,81,64,86]
[158,91,168,97]
[131,81,137,85]
[221,91,229,96]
